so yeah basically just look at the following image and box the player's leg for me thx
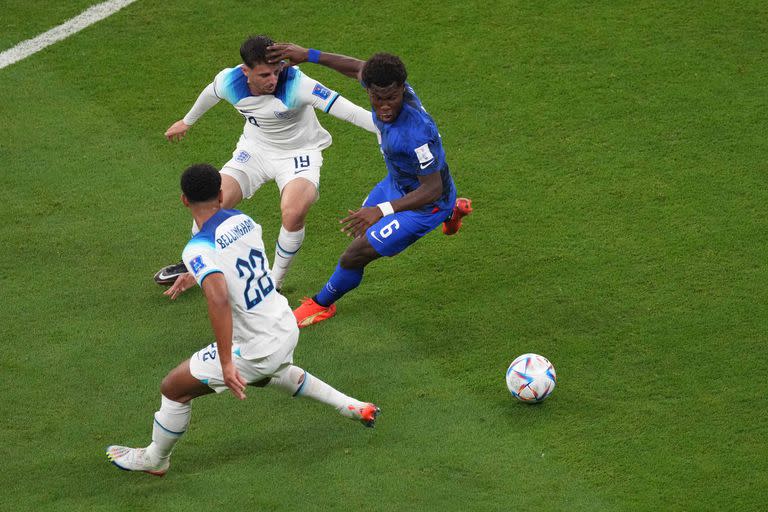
[106,359,213,476]
[292,179,390,326]
[271,177,317,290]
[220,173,244,208]
[269,151,322,290]
[267,364,380,427]
[292,236,378,327]
[294,209,444,327]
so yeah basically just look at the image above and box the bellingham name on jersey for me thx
[371,83,456,212]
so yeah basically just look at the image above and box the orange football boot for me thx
[442,197,473,235]
[293,297,337,328]
[356,403,381,428]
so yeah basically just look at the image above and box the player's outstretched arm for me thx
[267,43,364,79]
[201,273,247,400]
[165,82,221,142]
[325,96,377,133]
[165,119,191,142]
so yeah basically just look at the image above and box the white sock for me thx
[271,226,305,288]
[268,365,363,419]
[146,395,191,461]
[191,220,200,236]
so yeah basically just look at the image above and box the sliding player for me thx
[108,164,379,475]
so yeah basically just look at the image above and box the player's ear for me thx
[241,65,250,77]
[181,193,190,207]
[217,189,224,205]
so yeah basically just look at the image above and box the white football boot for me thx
[106,445,169,476]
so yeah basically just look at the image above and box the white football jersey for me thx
[183,64,343,153]
[182,209,297,359]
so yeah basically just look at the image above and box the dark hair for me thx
[181,163,221,203]
[240,34,274,67]
[361,53,407,88]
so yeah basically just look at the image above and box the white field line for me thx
[0,0,138,70]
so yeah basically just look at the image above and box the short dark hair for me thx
[181,163,221,203]
[361,53,407,88]
[240,35,274,67]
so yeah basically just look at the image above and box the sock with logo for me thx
[314,262,364,307]
[268,365,364,419]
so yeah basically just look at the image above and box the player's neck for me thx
[191,205,221,231]
[248,84,269,96]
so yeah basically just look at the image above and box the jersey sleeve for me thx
[326,95,377,133]
[293,70,341,113]
[404,124,445,176]
[182,239,222,286]
[182,82,221,125]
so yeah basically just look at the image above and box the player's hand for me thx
[222,362,247,400]
[340,207,383,238]
[165,120,191,142]
[163,272,196,299]
[266,43,308,65]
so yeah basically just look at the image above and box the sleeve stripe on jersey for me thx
[198,269,223,286]
[323,92,340,113]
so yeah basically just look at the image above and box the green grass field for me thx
[2,1,767,510]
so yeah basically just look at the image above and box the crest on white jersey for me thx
[190,256,206,275]
[312,84,331,100]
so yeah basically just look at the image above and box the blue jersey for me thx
[371,83,456,212]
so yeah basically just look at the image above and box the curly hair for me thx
[361,53,407,88]
[181,163,221,203]
[240,34,275,67]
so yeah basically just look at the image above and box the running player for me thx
[265,44,473,327]
[107,164,379,476]
[155,34,377,293]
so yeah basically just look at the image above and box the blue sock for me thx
[314,263,364,306]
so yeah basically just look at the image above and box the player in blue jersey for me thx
[266,44,473,327]
[107,164,379,476]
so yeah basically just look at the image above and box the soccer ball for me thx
[506,353,557,403]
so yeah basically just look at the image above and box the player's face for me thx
[367,83,405,123]
[242,62,283,95]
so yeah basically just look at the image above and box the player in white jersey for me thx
[155,34,377,293]
[107,164,379,476]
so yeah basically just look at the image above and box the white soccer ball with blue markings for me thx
[506,353,557,403]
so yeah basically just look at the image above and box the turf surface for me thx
[1,1,766,510]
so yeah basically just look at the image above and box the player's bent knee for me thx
[280,211,307,232]
[160,375,181,401]
[340,249,368,269]
[340,239,380,269]
[280,200,313,231]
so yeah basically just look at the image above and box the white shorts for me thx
[220,140,323,199]
[189,333,298,393]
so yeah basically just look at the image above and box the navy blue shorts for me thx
[362,176,452,257]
